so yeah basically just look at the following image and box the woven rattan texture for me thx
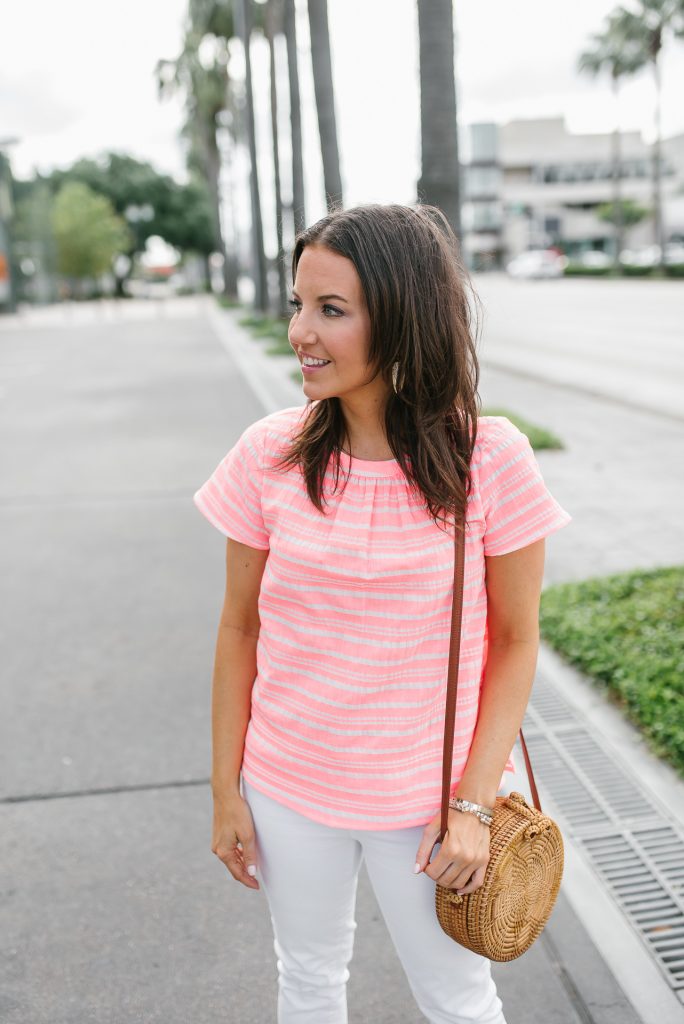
[435,792,564,962]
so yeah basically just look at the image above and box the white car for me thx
[506,250,567,279]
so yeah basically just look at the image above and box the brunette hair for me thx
[273,203,482,533]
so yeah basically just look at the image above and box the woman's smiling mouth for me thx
[300,355,332,373]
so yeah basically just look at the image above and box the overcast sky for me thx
[3,0,684,240]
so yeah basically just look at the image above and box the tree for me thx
[307,0,343,209]
[416,0,461,242]
[597,198,650,227]
[612,0,684,266]
[264,0,288,315]
[284,0,306,233]
[49,153,214,257]
[157,9,239,296]
[578,12,644,267]
[51,182,130,294]
[235,0,269,311]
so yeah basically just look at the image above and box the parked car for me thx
[506,249,567,279]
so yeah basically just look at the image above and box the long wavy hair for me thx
[273,203,483,534]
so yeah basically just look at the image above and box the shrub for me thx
[540,566,684,777]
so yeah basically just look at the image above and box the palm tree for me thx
[416,0,461,242]
[264,0,288,315]
[235,0,269,310]
[612,0,684,266]
[578,12,644,267]
[307,0,344,209]
[284,0,306,233]
[157,26,239,296]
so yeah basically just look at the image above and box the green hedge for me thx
[564,264,612,277]
[563,263,684,278]
[540,565,684,777]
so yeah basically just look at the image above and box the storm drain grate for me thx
[521,670,684,1000]
[553,729,657,822]
[580,832,684,991]
[632,826,684,897]
[527,683,582,728]
[523,731,614,831]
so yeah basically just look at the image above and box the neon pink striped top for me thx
[193,404,572,829]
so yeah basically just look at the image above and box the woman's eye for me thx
[288,299,342,318]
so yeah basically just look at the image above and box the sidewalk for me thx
[206,298,684,1023]
[0,296,681,1022]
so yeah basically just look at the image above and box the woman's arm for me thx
[209,537,268,890]
[211,537,269,798]
[416,537,546,891]
[453,537,546,808]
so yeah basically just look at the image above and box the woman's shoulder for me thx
[473,415,527,463]
[237,404,310,466]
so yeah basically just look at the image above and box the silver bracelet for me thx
[448,797,494,827]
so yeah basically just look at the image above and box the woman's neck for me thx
[338,392,392,460]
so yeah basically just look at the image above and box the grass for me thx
[479,407,563,450]
[539,566,684,778]
[237,313,293,355]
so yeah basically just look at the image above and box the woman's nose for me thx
[288,314,316,348]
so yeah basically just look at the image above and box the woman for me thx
[193,204,572,1023]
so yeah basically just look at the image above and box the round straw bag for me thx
[435,788,564,961]
[435,513,564,962]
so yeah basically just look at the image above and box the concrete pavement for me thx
[1,295,682,1022]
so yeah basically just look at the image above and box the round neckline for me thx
[337,447,406,477]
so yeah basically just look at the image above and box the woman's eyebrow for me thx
[291,290,349,303]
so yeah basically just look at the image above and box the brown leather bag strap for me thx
[439,510,542,842]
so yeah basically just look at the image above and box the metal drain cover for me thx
[525,673,684,1001]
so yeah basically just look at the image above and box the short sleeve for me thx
[193,421,270,550]
[478,419,572,557]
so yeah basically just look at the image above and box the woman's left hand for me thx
[415,808,491,894]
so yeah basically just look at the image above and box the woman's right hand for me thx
[211,791,260,890]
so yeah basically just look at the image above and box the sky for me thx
[3,0,684,249]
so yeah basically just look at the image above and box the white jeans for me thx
[242,778,508,1024]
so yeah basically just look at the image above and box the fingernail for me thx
[247,865,257,877]
[414,862,421,874]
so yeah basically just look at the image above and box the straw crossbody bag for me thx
[434,510,564,962]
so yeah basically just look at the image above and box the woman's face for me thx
[288,244,388,405]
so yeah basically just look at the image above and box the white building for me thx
[462,117,684,269]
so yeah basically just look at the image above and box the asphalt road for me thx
[473,274,684,421]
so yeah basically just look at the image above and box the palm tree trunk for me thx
[219,125,241,296]
[236,0,269,311]
[199,114,237,297]
[284,0,306,233]
[307,0,343,210]
[416,0,461,242]
[266,0,287,316]
[652,52,665,269]
[610,72,624,272]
